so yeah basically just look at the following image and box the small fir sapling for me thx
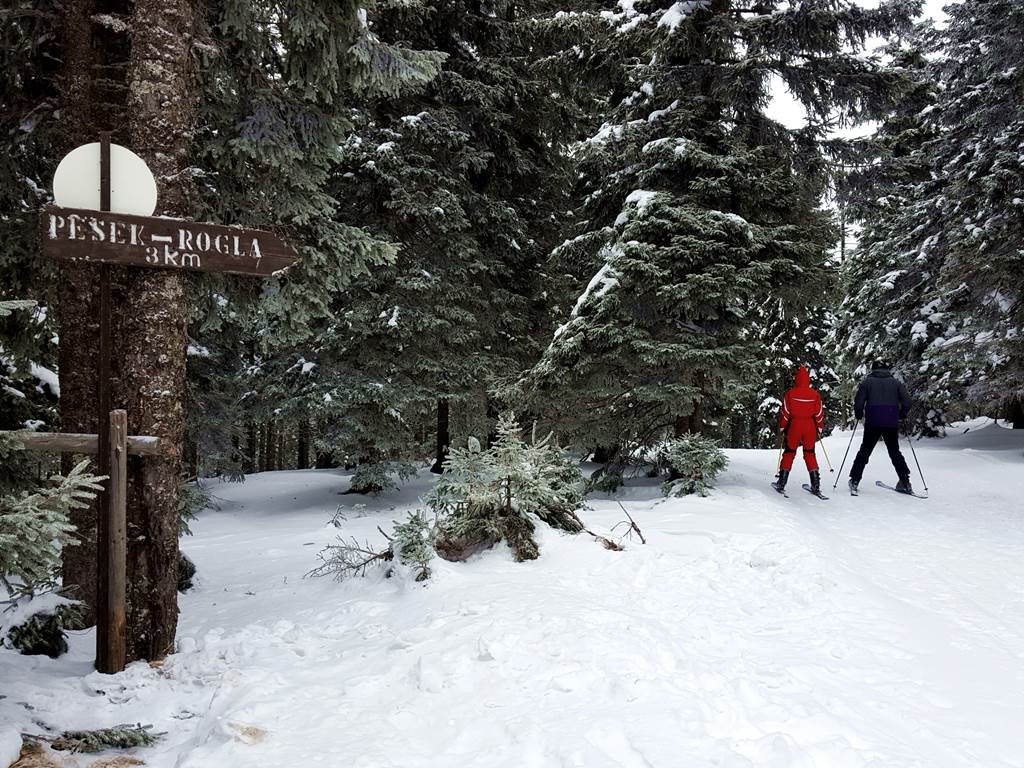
[658,435,729,497]
[390,510,435,582]
[428,413,585,562]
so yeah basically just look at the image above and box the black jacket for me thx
[855,370,911,428]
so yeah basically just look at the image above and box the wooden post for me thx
[101,409,128,674]
[95,131,114,671]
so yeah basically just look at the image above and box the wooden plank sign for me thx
[40,205,299,277]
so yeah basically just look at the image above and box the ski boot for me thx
[895,476,914,495]
[809,470,821,494]
[773,469,790,493]
[848,478,859,496]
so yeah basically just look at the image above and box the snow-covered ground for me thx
[3,420,1024,768]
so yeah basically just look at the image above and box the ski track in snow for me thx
[2,421,1024,768]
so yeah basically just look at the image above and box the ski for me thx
[801,483,829,500]
[875,480,927,499]
[770,482,789,498]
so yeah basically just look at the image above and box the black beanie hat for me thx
[871,360,888,371]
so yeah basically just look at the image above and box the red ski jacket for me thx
[778,367,825,431]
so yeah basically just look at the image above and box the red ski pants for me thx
[781,419,819,471]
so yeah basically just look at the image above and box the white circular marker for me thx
[53,142,158,216]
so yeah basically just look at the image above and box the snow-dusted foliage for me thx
[657,435,729,497]
[390,510,435,582]
[513,1,918,458]
[427,413,586,562]
[1,591,81,658]
[310,508,435,583]
[0,455,101,591]
[837,8,1024,428]
[348,461,418,495]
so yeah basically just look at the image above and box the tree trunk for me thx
[259,422,269,472]
[230,431,241,470]
[315,450,336,469]
[183,429,199,478]
[297,417,310,469]
[1009,399,1024,429]
[57,0,116,624]
[266,420,277,471]
[120,0,197,661]
[430,398,450,474]
[245,422,257,473]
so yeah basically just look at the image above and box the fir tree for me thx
[917,2,1024,425]
[833,34,947,432]
[514,1,919,465]
[265,0,586,482]
[837,6,1024,429]
[182,0,448,479]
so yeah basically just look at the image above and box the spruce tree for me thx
[917,2,1024,425]
[514,1,919,464]
[838,6,1024,429]
[181,0,446,479]
[260,0,585,484]
[833,35,946,431]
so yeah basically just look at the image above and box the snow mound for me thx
[0,729,20,768]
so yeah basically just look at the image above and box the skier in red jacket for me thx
[772,366,825,494]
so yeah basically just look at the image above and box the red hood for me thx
[794,366,810,388]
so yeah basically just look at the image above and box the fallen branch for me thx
[305,537,393,580]
[36,724,164,753]
[614,502,646,544]
[583,528,624,551]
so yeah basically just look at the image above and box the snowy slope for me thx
[2,421,1024,768]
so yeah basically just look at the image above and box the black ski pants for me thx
[850,425,910,482]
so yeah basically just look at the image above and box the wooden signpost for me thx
[39,206,298,277]
[7,133,300,674]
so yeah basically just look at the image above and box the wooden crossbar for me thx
[0,430,161,456]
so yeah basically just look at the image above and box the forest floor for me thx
[3,420,1024,768]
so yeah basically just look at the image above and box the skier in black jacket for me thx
[848,361,913,494]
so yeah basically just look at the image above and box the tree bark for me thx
[57,0,107,623]
[120,0,197,661]
[1008,399,1024,429]
[430,398,450,474]
[184,430,199,478]
[297,417,310,469]
[245,422,257,473]
[266,420,277,471]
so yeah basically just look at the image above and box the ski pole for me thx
[776,426,788,472]
[833,420,859,489]
[817,434,833,473]
[905,431,929,492]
